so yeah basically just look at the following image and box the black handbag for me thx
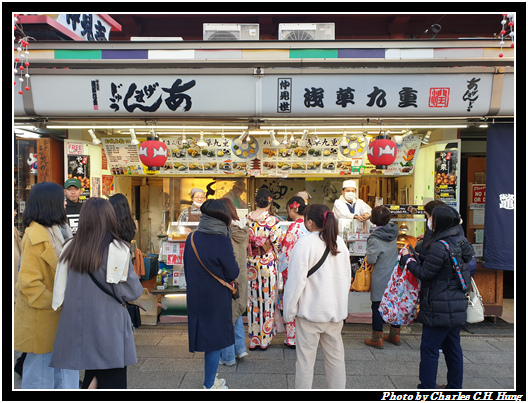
[88,272,145,328]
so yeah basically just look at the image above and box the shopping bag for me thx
[351,257,372,292]
[378,251,421,326]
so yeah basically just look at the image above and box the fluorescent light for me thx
[260,125,467,130]
[47,125,248,130]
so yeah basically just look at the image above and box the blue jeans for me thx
[21,352,79,389]
[219,316,247,365]
[418,325,463,389]
[203,349,221,388]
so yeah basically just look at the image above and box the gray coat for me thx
[366,223,399,301]
[230,223,249,323]
[50,252,143,370]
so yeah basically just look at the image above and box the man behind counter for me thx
[332,179,372,231]
[64,178,84,235]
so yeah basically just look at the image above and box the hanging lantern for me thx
[138,138,168,171]
[367,135,397,169]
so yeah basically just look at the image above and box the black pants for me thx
[81,367,127,389]
[371,301,400,332]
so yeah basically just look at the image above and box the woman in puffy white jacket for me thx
[283,204,351,389]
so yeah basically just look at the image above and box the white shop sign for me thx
[15,74,498,118]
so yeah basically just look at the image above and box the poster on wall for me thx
[102,174,115,196]
[434,149,457,206]
[67,155,90,198]
[102,135,421,177]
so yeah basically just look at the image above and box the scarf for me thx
[45,224,66,258]
[197,213,228,237]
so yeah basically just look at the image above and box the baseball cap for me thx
[64,178,82,189]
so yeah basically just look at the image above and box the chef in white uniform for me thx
[332,179,372,232]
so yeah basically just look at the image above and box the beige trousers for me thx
[294,317,346,389]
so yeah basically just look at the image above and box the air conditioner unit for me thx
[203,23,259,41]
[278,23,335,41]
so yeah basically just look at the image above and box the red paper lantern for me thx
[138,139,168,170]
[367,137,397,169]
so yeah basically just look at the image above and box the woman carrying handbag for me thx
[363,206,400,349]
[400,205,474,389]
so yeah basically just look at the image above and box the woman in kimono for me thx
[246,188,283,350]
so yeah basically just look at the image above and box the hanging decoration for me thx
[367,134,397,169]
[13,14,32,95]
[498,13,514,58]
[138,137,168,171]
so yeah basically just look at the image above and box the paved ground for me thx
[12,318,517,394]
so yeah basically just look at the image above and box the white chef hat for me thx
[342,180,357,189]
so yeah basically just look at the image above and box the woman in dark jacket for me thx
[183,199,239,389]
[364,206,400,349]
[400,205,474,389]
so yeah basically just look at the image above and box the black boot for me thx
[14,352,26,377]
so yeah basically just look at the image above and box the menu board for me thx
[102,135,422,177]
[434,149,458,204]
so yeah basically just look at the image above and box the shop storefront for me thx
[14,38,514,322]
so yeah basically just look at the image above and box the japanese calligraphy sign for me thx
[56,14,112,41]
[264,74,493,116]
[15,74,496,118]
[434,149,458,205]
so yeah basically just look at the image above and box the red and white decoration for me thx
[367,136,397,169]
[138,139,168,170]
[13,14,31,94]
[498,13,514,58]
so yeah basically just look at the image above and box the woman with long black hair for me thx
[400,205,474,389]
[283,204,351,389]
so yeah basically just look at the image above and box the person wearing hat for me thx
[178,188,206,223]
[64,178,84,235]
[295,190,312,205]
[223,180,247,209]
[332,179,372,232]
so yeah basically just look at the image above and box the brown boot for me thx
[364,331,384,349]
[383,326,401,346]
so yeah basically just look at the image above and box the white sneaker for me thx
[203,377,228,389]
[236,351,248,359]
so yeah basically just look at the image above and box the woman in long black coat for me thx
[183,199,239,389]
[400,205,474,389]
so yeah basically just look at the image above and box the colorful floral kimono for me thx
[277,218,309,346]
[246,211,283,348]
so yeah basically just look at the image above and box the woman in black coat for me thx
[400,205,474,389]
[183,199,239,389]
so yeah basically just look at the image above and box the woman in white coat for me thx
[283,204,351,389]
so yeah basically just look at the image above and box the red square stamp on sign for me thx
[429,88,450,107]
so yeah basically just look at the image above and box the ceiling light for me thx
[422,130,432,144]
[197,131,207,147]
[289,132,295,144]
[181,133,187,144]
[313,133,320,145]
[129,129,140,145]
[282,132,289,145]
[269,130,280,147]
[339,131,349,147]
[88,129,102,146]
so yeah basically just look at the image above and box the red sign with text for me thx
[471,185,486,204]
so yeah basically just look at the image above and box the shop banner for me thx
[102,135,422,177]
[483,124,514,271]
[15,73,497,118]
